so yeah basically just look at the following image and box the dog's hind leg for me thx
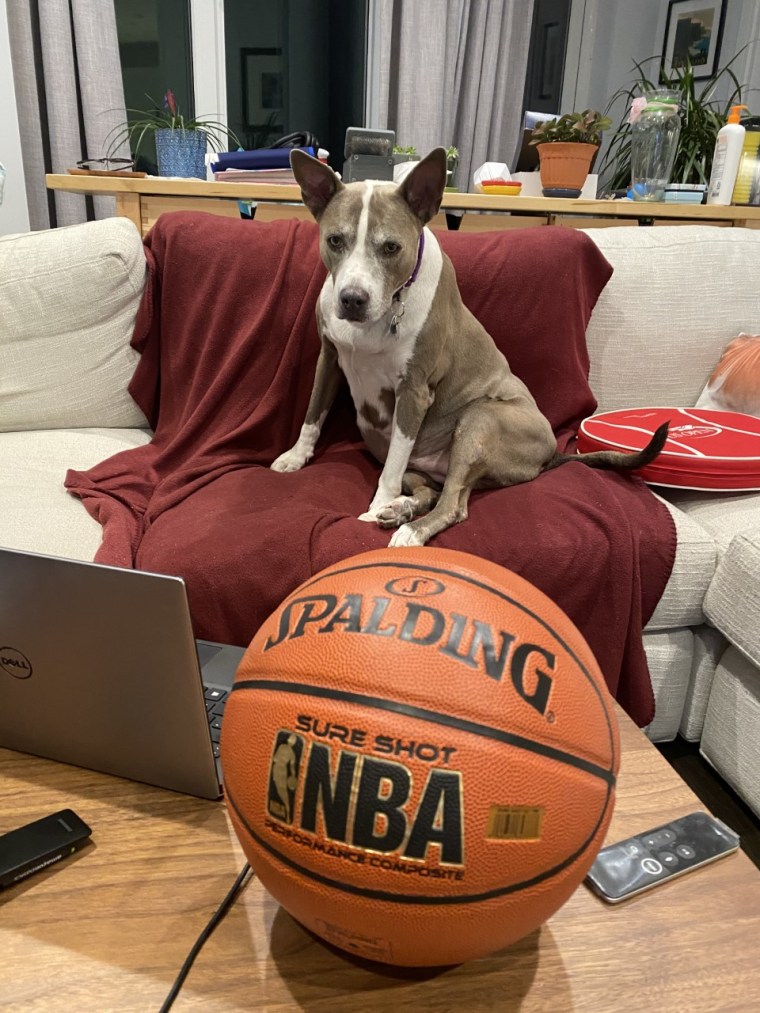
[389,458,475,546]
[389,399,554,547]
[374,471,441,529]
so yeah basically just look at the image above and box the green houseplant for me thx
[393,144,419,164]
[107,90,240,179]
[597,51,747,194]
[446,145,459,189]
[530,109,612,197]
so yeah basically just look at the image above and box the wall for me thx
[0,0,30,234]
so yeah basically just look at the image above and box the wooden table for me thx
[2,704,759,1011]
[46,173,760,237]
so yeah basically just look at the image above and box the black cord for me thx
[158,862,253,1012]
[269,130,320,151]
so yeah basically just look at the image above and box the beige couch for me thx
[2,217,759,816]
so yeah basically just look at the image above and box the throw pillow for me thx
[696,333,760,416]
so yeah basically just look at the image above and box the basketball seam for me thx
[223,779,614,905]
[272,559,619,771]
[230,679,617,785]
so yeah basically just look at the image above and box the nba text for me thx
[267,733,465,867]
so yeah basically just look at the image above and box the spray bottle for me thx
[707,104,749,205]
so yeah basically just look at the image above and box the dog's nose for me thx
[339,287,369,318]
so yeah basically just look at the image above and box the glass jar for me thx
[630,90,681,201]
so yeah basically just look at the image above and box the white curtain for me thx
[367,0,535,191]
[7,0,129,229]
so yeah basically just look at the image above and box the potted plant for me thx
[597,50,748,195]
[446,145,459,189]
[529,109,612,197]
[392,144,419,164]
[107,90,240,179]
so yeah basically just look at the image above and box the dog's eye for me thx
[326,234,344,251]
[383,240,401,255]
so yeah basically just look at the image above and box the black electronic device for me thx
[0,809,92,889]
[343,127,395,182]
[585,810,740,904]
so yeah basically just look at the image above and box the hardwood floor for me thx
[657,736,760,870]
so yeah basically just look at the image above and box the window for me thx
[115,0,194,173]
[115,0,367,173]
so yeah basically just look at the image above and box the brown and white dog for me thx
[272,147,666,546]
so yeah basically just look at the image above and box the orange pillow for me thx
[696,334,760,416]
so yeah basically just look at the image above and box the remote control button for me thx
[641,857,663,875]
[645,830,677,847]
[625,841,644,856]
[676,844,696,859]
[659,850,679,866]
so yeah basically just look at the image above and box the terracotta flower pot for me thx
[536,142,598,198]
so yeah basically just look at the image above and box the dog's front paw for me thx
[357,509,382,523]
[358,487,401,524]
[271,449,308,473]
[389,523,426,547]
[358,497,411,526]
[374,496,415,528]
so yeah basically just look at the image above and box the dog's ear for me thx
[398,147,448,225]
[290,150,343,220]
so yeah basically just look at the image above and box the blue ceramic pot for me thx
[155,128,207,178]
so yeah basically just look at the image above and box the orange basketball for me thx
[221,547,619,967]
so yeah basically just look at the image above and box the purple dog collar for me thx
[390,231,425,334]
[396,230,425,297]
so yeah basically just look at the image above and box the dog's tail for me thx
[544,421,669,474]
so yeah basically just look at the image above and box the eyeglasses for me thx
[76,158,135,171]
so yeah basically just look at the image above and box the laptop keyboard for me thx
[204,685,228,758]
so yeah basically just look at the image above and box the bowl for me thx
[478,180,522,196]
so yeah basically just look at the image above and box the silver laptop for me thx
[0,548,245,799]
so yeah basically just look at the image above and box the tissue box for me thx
[512,172,598,199]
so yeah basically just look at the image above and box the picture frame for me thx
[661,0,726,80]
[241,47,285,130]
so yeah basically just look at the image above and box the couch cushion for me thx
[582,227,760,413]
[642,627,693,743]
[703,530,760,667]
[700,644,760,819]
[0,218,148,432]
[680,625,726,742]
[645,495,716,630]
[662,487,760,555]
[0,428,152,560]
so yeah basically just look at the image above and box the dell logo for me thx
[0,647,33,679]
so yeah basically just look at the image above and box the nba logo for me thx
[267,730,304,824]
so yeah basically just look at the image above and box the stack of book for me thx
[211,147,328,183]
[213,166,299,183]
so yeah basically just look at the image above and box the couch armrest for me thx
[0,217,148,432]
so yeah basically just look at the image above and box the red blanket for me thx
[65,213,676,726]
